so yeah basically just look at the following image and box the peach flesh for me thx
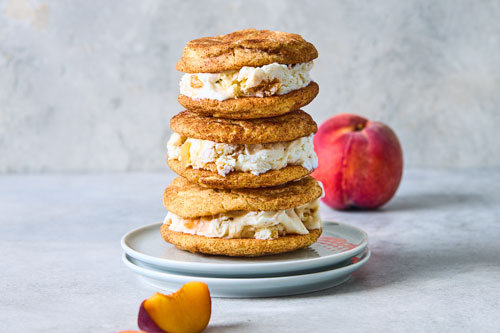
[312,113,403,210]
[138,282,211,333]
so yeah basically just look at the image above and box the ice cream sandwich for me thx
[167,110,318,188]
[162,176,323,256]
[176,29,319,119]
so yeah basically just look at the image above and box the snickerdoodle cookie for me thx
[161,226,321,257]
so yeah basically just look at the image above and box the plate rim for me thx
[121,221,368,273]
[140,274,353,298]
[122,248,371,284]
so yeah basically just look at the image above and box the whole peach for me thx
[312,113,403,210]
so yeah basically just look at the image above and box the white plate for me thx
[121,221,368,277]
[123,248,370,298]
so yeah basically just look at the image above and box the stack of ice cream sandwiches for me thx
[162,29,323,257]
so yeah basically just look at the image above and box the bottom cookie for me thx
[161,224,322,257]
[168,159,311,189]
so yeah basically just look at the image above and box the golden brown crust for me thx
[176,29,318,73]
[168,159,312,189]
[163,176,322,218]
[161,225,322,257]
[177,81,319,119]
[170,109,317,144]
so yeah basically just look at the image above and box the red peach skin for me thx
[138,300,164,333]
[312,113,403,210]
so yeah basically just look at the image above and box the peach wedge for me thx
[138,282,211,333]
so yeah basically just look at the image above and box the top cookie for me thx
[176,29,318,73]
[170,109,317,144]
[164,176,322,218]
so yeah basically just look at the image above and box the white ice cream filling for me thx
[167,133,318,176]
[164,199,321,240]
[179,62,313,100]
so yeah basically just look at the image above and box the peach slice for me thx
[138,282,211,333]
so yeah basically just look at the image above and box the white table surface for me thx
[1,169,499,332]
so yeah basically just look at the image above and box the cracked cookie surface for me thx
[163,176,322,218]
[177,29,318,73]
[170,109,317,144]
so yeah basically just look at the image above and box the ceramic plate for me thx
[121,221,368,277]
[123,248,370,298]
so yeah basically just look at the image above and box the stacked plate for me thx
[121,221,370,297]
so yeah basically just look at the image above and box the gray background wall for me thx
[1,0,499,172]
